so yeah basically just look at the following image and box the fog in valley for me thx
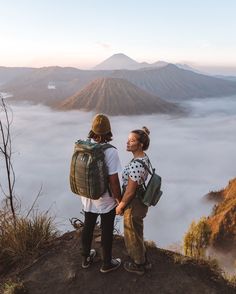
[1,96,236,248]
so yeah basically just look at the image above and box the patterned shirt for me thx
[122,155,149,187]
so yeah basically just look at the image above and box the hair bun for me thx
[142,126,150,136]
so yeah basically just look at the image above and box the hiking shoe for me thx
[81,249,96,269]
[100,258,121,273]
[124,261,145,275]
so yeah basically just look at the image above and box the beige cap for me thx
[91,114,111,135]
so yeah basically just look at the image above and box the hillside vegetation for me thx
[184,178,236,276]
[207,178,236,251]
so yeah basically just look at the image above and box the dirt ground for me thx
[1,230,235,294]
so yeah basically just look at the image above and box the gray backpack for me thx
[70,139,114,199]
[135,158,163,207]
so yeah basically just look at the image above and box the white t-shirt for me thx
[80,146,122,214]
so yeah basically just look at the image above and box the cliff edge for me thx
[1,229,235,294]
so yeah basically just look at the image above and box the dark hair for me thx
[131,126,150,151]
[88,130,113,143]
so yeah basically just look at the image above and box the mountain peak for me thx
[110,53,133,59]
[93,54,170,71]
[58,77,182,115]
[93,53,139,70]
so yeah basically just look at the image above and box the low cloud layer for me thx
[1,96,236,247]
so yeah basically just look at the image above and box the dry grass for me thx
[204,257,223,275]
[0,210,58,266]
[1,279,27,294]
[223,273,236,287]
[144,240,157,248]
[172,253,191,265]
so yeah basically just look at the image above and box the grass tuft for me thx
[0,210,58,266]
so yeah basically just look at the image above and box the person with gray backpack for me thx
[70,114,122,273]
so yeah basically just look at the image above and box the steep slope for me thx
[206,178,236,251]
[1,231,235,294]
[58,77,183,115]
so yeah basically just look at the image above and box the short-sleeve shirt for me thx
[80,145,122,214]
[122,155,149,187]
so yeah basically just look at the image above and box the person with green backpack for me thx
[116,126,159,275]
[70,114,122,273]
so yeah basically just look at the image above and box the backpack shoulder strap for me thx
[101,143,116,151]
[134,159,153,175]
[100,143,116,197]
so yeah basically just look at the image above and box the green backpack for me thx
[70,139,114,199]
[135,158,163,207]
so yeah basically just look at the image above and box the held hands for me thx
[116,178,136,215]
[116,201,126,215]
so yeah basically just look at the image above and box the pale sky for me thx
[0,0,236,70]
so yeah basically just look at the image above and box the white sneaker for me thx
[100,258,121,273]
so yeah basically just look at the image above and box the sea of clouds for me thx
[1,96,236,248]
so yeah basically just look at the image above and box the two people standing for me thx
[78,114,152,275]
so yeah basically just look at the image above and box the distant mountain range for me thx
[58,77,183,115]
[93,53,212,74]
[1,54,236,115]
[93,53,168,70]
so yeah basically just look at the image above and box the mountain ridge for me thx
[110,64,236,100]
[2,64,236,108]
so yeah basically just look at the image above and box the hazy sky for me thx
[1,96,235,247]
[0,0,236,70]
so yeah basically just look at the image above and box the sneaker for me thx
[100,258,121,273]
[82,249,96,269]
[124,261,145,275]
